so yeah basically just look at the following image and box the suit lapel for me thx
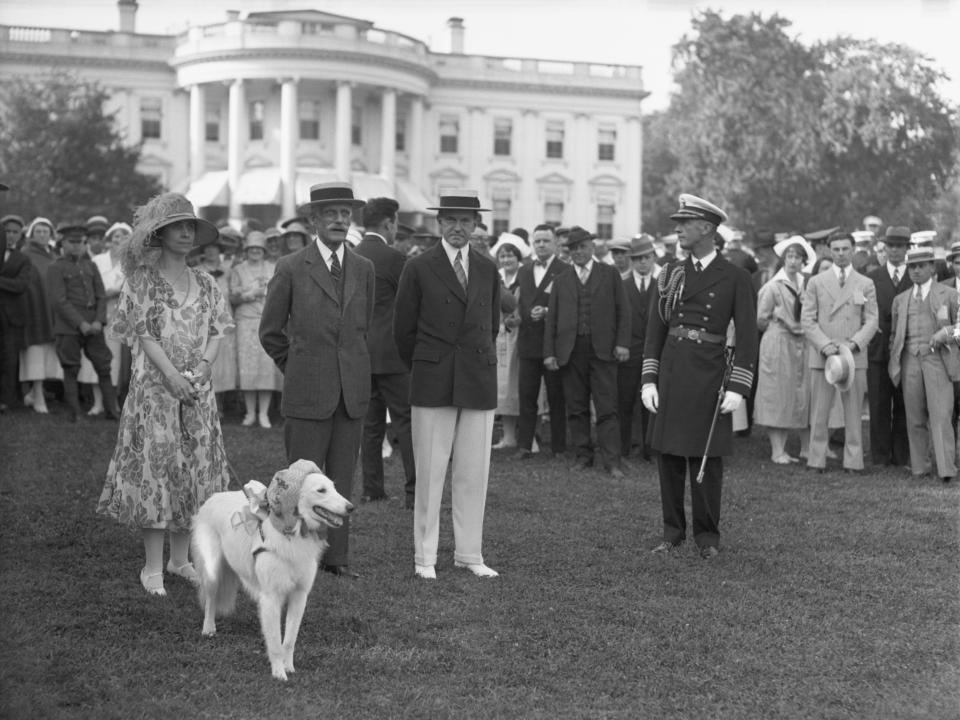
[682,256,723,300]
[427,245,467,303]
[305,242,340,304]
[342,247,358,308]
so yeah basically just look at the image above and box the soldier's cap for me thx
[85,215,110,232]
[669,193,728,225]
[57,220,88,236]
[562,226,596,248]
[910,230,937,246]
[884,226,911,245]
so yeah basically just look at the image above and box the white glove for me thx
[641,384,659,413]
[719,390,743,414]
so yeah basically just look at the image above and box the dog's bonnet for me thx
[263,459,322,534]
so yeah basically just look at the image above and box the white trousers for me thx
[411,406,494,567]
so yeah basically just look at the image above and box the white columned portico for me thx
[227,78,246,221]
[467,106,485,194]
[624,115,643,234]
[334,81,353,181]
[188,83,205,183]
[408,95,424,190]
[520,109,539,231]
[279,78,299,218]
[572,112,591,225]
[379,87,397,184]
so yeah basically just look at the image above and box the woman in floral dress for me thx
[97,193,234,597]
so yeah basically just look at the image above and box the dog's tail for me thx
[192,524,239,617]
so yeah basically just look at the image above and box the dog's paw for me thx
[201,628,217,638]
[270,661,289,681]
[283,658,296,674]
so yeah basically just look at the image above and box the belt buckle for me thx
[685,328,701,342]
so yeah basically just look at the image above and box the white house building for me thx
[0,2,647,236]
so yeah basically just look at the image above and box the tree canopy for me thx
[642,10,960,239]
[0,73,162,223]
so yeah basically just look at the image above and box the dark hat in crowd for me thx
[669,193,728,225]
[427,189,490,213]
[280,216,307,229]
[218,225,243,244]
[297,182,365,216]
[0,182,8,191]
[905,247,936,266]
[510,227,529,242]
[412,225,439,241]
[629,236,656,257]
[607,238,632,253]
[396,222,416,238]
[753,229,776,249]
[139,193,219,248]
[884,226,911,245]
[804,226,841,245]
[85,215,110,233]
[57,220,88,236]
[1,214,25,229]
[563,226,596,248]
[281,221,309,238]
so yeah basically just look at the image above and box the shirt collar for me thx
[691,249,717,269]
[534,254,554,268]
[575,258,594,275]
[832,263,850,280]
[315,238,343,263]
[888,261,905,276]
[365,232,388,244]
[915,277,934,297]
[441,238,468,265]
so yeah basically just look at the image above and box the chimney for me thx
[118,0,138,33]
[447,17,464,54]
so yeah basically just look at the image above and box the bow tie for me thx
[535,259,548,267]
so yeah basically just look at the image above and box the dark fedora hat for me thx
[297,182,365,216]
[427,189,490,213]
[884,226,911,245]
[279,215,308,229]
[562,225,596,248]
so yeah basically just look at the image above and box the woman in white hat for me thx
[18,217,60,413]
[228,230,280,428]
[97,192,234,596]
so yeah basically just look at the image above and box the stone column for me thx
[334,81,353,182]
[188,83,205,183]
[279,78,299,219]
[624,115,643,235]
[520,109,539,231]
[408,95,424,190]
[467,106,485,194]
[379,87,397,184]
[227,79,246,220]
[572,112,591,226]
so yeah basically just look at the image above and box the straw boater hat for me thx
[905,246,936,266]
[852,231,875,247]
[427,189,490,213]
[910,230,937,248]
[824,345,856,393]
[490,232,531,259]
[669,193,728,225]
[85,215,110,234]
[297,182,365,217]
[946,242,960,262]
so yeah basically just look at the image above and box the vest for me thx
[905,291,935,356]
[576,277,592,336]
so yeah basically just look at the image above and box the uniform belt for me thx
[668,326,724,344]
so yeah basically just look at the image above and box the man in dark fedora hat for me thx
[866,225,912,467]
[394,189,502,580]
[642,194,758,559]
[544,226,631,478]
[260,181,375,579]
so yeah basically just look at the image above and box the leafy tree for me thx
[641,112,680,236]
[0,73,161,223]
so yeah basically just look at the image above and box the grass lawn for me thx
[1,406,958,719]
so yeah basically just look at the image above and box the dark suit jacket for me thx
[0,249,33,330]
[259,242,375,421]
[867,265,912,365]
[394,243,501,410]
[354,233,407,375]
[516,256,571,360]
[544,261,630,366]
[622,272,656,368]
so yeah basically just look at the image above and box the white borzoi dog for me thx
[192,459,353,680]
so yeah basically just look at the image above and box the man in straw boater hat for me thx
[259,181,375,579]
[801,230,878,474]
[641,194,758,559]
[394,189,502,579]
[888,246,960,483]
[866,225,912,468]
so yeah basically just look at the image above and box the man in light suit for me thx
[514,224,571,460]
[801,231,879,473]
[889,247,959,483]
[394,190,502,580]
[354,197,416,509]
[544,226,631,477]
[260,182,375,578]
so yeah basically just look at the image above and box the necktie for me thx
[329,251,342,282]
[454,250,467,290]
[915,286,921,302]
[640,275,647,293]
[578,265,589,285]
[892,269,899,286]
[838,268,845,288]
[695,260,703,273]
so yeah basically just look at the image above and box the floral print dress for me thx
[97,266,235,531]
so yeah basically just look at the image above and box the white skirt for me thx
[19,343,62,382]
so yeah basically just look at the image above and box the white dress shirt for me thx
[532,255,555,286]
[315,237,345,271]
[441,238,469,281]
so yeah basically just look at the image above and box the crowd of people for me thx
[1,176,956,591]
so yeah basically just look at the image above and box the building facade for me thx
[1,4,647,236]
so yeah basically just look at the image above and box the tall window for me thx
[204,103,220,142]
[249,101,265,141]
[439,115,459,154]
[598,126,616,161]
[140,97,162,140]
[299,100,320,140]
[597,204,614,239]
[351,106,362,146]
[544,201,564,227]
[492,197,511,237]
[493,118,512,156]
[395,118,406,152]
[545,120,564,159]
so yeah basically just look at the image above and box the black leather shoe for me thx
[942,476,954,484]
[651,541,680,554]
[699,546,719,559]
[513,449,535,461]
[320,564,359,579]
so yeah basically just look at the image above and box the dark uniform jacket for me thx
[516,256,571,360]
[642,254,758,457]
[394,243,501,410]
[543,261,631,365]
[867,264,912,366]
[46,254,107,334]
[353,233,408,375]
[259,242,375,421]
